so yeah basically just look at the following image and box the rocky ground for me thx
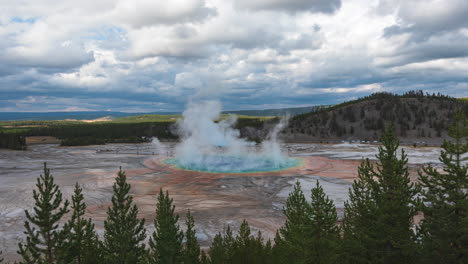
[0,142,442,261]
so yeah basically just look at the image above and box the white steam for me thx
[151,137,166,156]
[173,100,293,173]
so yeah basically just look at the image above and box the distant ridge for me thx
[0,106,322,121]
[0,111,178,121]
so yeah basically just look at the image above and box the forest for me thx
[287,90,468,143]
[1,113,466,263]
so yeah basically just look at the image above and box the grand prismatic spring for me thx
[0,102,443,260]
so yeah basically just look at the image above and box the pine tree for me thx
[208,232,226,264]
[308,181,340,264]
[460,198,468,260]
[209,226,234,264]
[18,163,70,264]
[418,111,468,263]
[342,159,379,263]
[182,210,201,264]
[0,250,3,263]
[57,183,100,264]
[342,124,419,263]
[149,189,183,264]
[231,220,268,264]
[263,239,273,263]
[102,168,147,264]
[373,124,419,262]
[231,220,254,263]
[273,181,311,264]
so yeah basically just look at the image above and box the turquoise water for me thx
[164,155,300,173]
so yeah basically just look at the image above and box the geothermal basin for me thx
[0,141,442,260]
[0,101,444,261]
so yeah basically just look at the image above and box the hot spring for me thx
[157,100,298,174]
[164,154,300,173]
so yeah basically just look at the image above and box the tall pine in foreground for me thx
[418,111,467,263]
[18,163,69,264]
[341,158,378,263]
[102,169,147,264]
[182,210,201,264]
[148,189,183,264]
[57,183,100,264]
[342,124,419,264]
[308,181,340,264]
[273,181,311,264]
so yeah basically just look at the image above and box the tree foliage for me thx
[342,124,419,264]
[418,111,468,263]
[182,210,201,264]
[17,163,69,264]
[148,189,183,264]
[57,183,100,264]
[101,169,147,264]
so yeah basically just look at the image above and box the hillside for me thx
[223,106,327,116]
[281,91,468,145]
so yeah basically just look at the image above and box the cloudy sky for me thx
[0,0,467,112]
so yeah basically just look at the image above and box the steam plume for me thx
[171,100,295,173]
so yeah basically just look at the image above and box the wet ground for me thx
[0,142,442,260]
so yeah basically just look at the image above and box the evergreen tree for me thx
[273,181,311,264]
[57,183,100,264]
[231,220,268,264]
[208,232,226,264]
[418,111,467,263]
[460,198,468,260]
[182,210,200,264]
[308,181,340,264]
[208,226,234,264]
[341,159,379,263]
[342,124,419,264]
[102,168,147,264]
[18,163,70,264]
[149,189,183,264]
[0,250,3,263]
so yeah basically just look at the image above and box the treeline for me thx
[0,116,272,148]
[1,114,466,263]
[0,133,26,150]
[60,136,151,146]
[30,122,177,146]
[287,90,468,141]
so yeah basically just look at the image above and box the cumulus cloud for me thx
[0,0,467,113]
[383,0,468,42]
[378,0,468,66]
[0,19,94,69]
[112,0,217,28]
